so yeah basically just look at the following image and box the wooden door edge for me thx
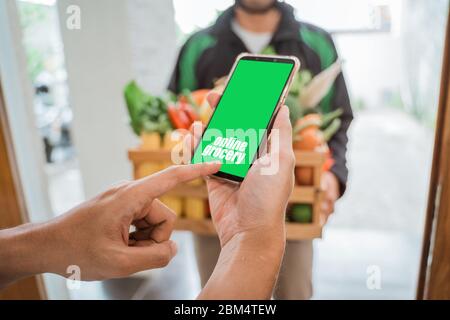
[416,8,450,300]
[0,66,47,300]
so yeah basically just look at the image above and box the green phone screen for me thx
[191,58,294,179]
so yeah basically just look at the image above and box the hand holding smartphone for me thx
[191,53,300,183]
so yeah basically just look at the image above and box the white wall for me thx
[0,0,52,223]
[334,33,403,108]
[0,0,70,301]
[291,0,404,109]
[57,0,177,198]
[57,0,135,198]
[128,0,178,94]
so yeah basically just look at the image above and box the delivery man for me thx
[169,0,353,299]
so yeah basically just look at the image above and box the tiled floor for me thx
[49,108,432,300]
[313,228,421,299]
[67,228,421,300]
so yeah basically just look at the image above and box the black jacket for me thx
[169,2,353,194]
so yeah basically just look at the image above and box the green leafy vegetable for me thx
[124,81,172,136]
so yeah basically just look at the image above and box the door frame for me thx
[0,75,47,300]
[417,7,450,300]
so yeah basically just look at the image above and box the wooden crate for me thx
[128,148,325,240]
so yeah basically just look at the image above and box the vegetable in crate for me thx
[180,89,210,107]
[124,81,205,133]
[181,89,213,125]
[278,58,344,223]
[293,110,341,185]
[290,204,313,223]
[299,60,342,109]
[124,81,172,136]
[168,89,216,129]
[167,102,197,130]
[283,59,343,126]
[285,70,313,125]
[282,60,344,187]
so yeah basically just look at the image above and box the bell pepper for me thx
[179,101,199,123]
[168,103,191,130]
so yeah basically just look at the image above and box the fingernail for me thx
[207,161,222,165]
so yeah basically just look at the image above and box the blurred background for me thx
[0,0,448,299]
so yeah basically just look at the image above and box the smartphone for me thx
[191,53,300,183]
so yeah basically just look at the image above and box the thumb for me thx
[270,105,293,153]
[206,91,221,109]
[124,240,178,274]
[268,106,294,161]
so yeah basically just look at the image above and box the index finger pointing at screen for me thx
[132,162,222,199]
